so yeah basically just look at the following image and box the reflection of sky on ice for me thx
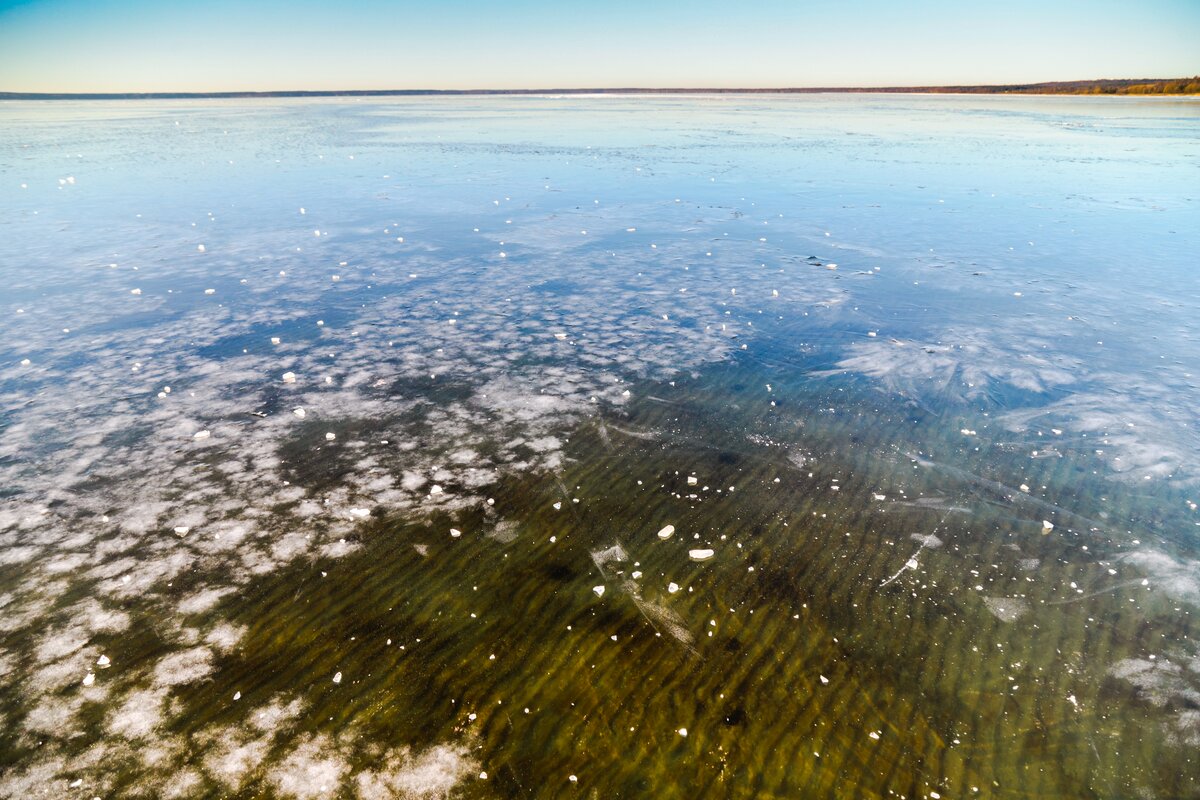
[1,95,1198,797]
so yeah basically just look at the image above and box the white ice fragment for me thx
[293,407,306,419]
[905,559,919,570]
[1067,694,1078,707]
[631,571,642,579]
[197,244,206,252]
[348,508,370,519]
[592,586,605,598]
[20,358,31,366]
[450,529,462,538]
[429,484,444,495]
[97,655,110,667]
[204,288,215,295]
[677,728,688,737]
[868,731,880,740]
[657,525,675,540]
[554,332,568,340]
[819,675,829,685]
[687,476,698,486]
[568,775,577,783]
[668,582,680,594]
[193,430,211,441]
[553,502,562,510]
[479,772,488,780]
[873,494,886,501]
[299,207,306,214]
[332,671,342,684]
[271,337,281,345]
[130,288,142,295]
[1020,484,1030,492]
[325,432,336,441]
[173,526,190,535]
[83,672,95,687]
[1042,520,1054,532]
[689,549,715,561]
[282,372,297,384]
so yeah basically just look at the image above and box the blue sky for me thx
[1,0,1197,92]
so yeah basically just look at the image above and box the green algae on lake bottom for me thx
[72,362,1193,799]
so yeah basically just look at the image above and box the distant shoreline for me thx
[2,77,1198,100]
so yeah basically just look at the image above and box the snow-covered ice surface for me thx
[1,95,1198,798]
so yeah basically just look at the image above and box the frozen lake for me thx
[1,94,1199,798]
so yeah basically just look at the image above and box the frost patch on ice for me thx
[153,646,214,687]
[355,743,479,800]
[270,734,348,799]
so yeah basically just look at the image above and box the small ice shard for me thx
[592,585,605,597]
[299,207,306,214]
[868,731,880,740]
[233,691,242,700]
[1020,483,1030,492]
[657,525,675,540]
[568,776,577,783]
[193,430,211,441]
[325,432,336,441]
[332,671,342,684]
[20,358,31,366]
[667,582,680,594]
[554,332,568,340]
[677,727,688,737]
[479,772,488,780]
[687,476,698,486]
[293,407,306,419]
[960,429,976,436]
[348,508,369,519]
[271,336,281,345]
[631,571,642,579]
[282,372,297,384]
[83,672,95,687]
[1067,694,1078,707]
[450,528,462,538]
[689,549,715,561]
[173,526,190,535]
[905,558,919,570]
[429,484,444,495]
[197,244,206,252]
[1042,520,1054,532]
[97,655,110,667]
[130,288,142,295]
[204,288,215,295]
[873,494,886,501]
[819,675,829,685]
[553,501,562,510]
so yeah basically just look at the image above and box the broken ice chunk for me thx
[450,529,462,538]
[271,337,281,345]
[592,586,605,598]
[657,525,675,540]
[689,549,715,561]
[293,407,306,419]
[1042,520,1054,532]
[83,672,95,687]
[687,476,698,486]
[173,526,190,536]
[332,671,342,684]
[197,244,206,252]
[193,430,211,441]
[282,372,297,384]
[97,655,110,667]
[325,432,336,441]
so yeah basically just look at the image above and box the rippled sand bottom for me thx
[6,361,1189,799]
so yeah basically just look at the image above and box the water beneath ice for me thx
[1,94,1199,798]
